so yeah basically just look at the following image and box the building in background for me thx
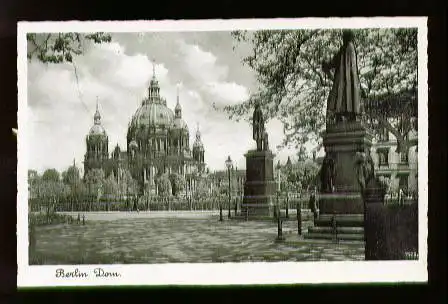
[370,125,418,195]
[83,69,206,195]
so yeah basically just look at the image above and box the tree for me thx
[62,164,84,211]
[120,169,138,198]
[194,179,210,199]
[84,168,105,197]
[27,33,112,64]
[103,173,119,200]
[155,173,172,198]
[28,170,40,200]
[39,179,67,214]
[42,168,60,183]
[169,173,186,196]
[282,159,320,192]
[227,29,418,155]
[62,164,81,185]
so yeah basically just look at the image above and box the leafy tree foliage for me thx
[32,169,68,213]
[279,159,320,192]
[156,173,172,197]
[27,33,112,64]
[120,169,139,197]
[42,168,60,182]
[62,164,81,186]
[103,172,119,199]
[228,28,417,154]
[169,173,186,196]
[84,168,105,197]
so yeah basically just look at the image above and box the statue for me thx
[355,151,375,193]
[322,30,362,124]
[253,102,265,151]
[320,153,335,193]
[263,132,269,151]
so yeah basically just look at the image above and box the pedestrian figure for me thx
[133,196,139,212]
[297,202,302,235]
[309,191,319,221]
[82,214,85,226]
[399,188,405,206]
[77,213,81,224]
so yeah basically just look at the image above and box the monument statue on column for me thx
[241,102,275,218]
[253,102,265,151]
[320,153,335,193]
[323,30,362,126]
[318,29,374,216]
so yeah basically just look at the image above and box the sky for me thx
[27,32,302,174]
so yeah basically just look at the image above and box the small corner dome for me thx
[89,124,107,136]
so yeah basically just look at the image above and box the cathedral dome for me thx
[88,100,107,136]
[130,102,175,129]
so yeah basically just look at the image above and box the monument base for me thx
[321,120,373,215]
[318,194,364,214]
[242,149,276,219]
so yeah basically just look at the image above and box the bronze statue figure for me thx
[320,153,335,193]
[253,102,265,151]
[263,132,269,151]
[322,30,362,125]
[355,151,375,193]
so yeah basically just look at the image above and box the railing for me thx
[29,191,350,213]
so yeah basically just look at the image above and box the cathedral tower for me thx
[192,123,205,172]
[84,99,109,177]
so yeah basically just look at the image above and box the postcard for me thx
[17,17,428,287]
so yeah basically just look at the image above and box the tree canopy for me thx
[84,168,106,197]
[27,33,112,64]
[103,172,119,199]
[156,173,172,197]
[169,173,186,196]
[42,168,60,182]
[227,28,418,154]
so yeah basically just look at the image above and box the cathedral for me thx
[83,68,206,195]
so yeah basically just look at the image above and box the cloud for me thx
[178,41,228,83]
[26,32,295,175]
[203,81,249,106]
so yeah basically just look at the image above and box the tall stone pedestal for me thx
[319,121,373,215]
[241,150,276,218]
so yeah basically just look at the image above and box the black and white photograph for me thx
[17,18,428,287]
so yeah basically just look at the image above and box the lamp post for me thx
[276,161,284,241]
[219,193,223,221]
[225,155,233,219]
[275,161,281,218]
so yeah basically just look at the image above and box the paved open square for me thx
[30,212,365,264]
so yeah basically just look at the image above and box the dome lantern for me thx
[174,84,182,118]
[94,98,101,125]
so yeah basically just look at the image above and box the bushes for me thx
[365,202,418,260]
[29,212,74,226]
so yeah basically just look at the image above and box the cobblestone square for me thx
[30,212,365,264]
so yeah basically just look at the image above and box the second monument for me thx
[241,102,276,218]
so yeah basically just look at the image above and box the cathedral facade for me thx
[84,70,206,196]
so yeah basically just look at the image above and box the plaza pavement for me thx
[31,211,364,264]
